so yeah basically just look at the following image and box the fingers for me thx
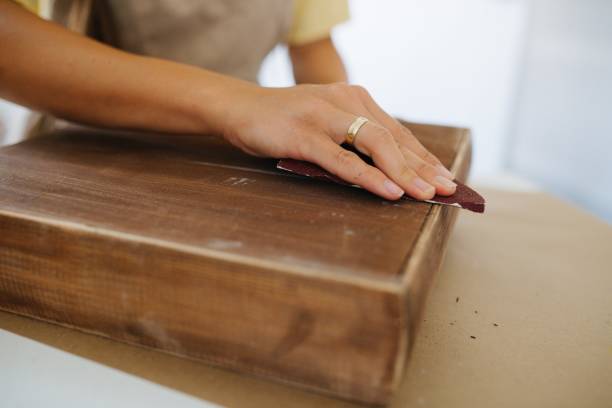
[299,83,456,200]
[325,110,438,200]
[350,85,454,179]
[301,137,405,201]
[398,145,457,196]
[350,120,439,200]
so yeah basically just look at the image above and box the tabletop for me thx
[1,187,610,407]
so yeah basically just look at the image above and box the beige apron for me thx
[29,0,294,137]
[57,0,295,81]
[105,0,294,82]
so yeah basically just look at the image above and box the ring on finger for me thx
[345,116,369,146]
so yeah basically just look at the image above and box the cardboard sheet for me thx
[1,189,609,408]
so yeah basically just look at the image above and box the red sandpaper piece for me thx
[277,159,485,213]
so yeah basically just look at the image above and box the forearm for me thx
[0,1,252,135]
[289,37,347,84]
[0,1,455,202]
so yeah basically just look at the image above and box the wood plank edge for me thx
[389,128,472,391]
[0,208,401,294]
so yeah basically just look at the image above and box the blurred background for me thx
[1,0,611,222]
[261,0,612,222]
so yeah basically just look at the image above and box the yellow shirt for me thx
[13,0,51,18]
[288,0,349,46]
[14,0,38,13]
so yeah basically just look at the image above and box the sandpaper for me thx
[277,158,485,213]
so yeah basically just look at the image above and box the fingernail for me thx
[435,175,457,191]
[384,180,404,197]
[436,164,454,179]
[414,177,435,195]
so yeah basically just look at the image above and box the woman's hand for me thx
[221,83,457,201]
[0,1,455,201]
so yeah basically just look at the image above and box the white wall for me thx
[0,100,31,146]
[260,0,530,177]
[261,0,612,222]
[509,0,612,222]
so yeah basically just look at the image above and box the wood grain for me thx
[0,122,471,405]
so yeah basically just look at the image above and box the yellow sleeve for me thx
[12,0,39,14]
[287,0,350,46]
[12,0,51,17]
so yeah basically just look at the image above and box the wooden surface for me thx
[0,123,467,278]
[0,123,471,404]
[2,189,610,408]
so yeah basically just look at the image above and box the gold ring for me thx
[346,116,369,146]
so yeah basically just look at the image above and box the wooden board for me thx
[0,122,471,405]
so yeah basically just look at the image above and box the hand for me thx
[0,2,456,200]
[221,83,457,201]
[1,1,457,201]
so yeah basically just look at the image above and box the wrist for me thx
[142,57,260,138]
[188,70,262,139]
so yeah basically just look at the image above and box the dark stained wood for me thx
[0,122,471,405]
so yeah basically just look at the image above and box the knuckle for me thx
[326,82,350,96]
[402,126,415,137]
[350,84,368,96]
[414,160,430,175]
[401,130,421,146]
[400,165,417,181]
[335,149,359,167]
[352,167,372,184]
[373,127,394,144]
[349,163,376,184]
[424,151,439,164]
[296,137,315,160]
[363,166,380,181]
[298,97,328,125]
[390,121,406,135]
[382,131,396,144]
